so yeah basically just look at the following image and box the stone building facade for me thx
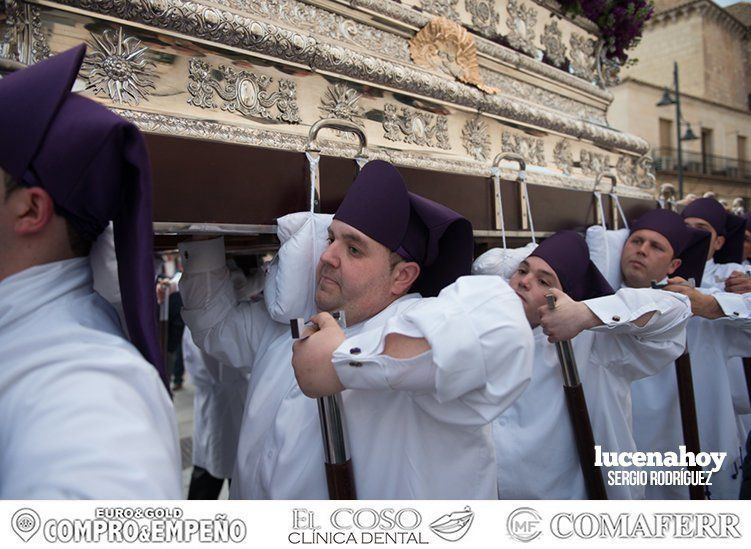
[609,0,751,209]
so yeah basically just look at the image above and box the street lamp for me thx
[656,62,699,199]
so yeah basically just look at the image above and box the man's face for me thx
[315,219,415,326]
[509,256,562,328]
[744,229,751,261]
[620,229,680,288]
[684,217,724,261]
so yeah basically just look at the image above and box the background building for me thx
[609,0,751,208]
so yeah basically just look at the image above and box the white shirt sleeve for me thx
[699,287,751,323]
[583,287,691,381]
[332,276,534,426]
[178,238,273,370]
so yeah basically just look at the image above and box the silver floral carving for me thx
[502,131,545,166]
[506,0,538,57]
[461,117,491,161]
[115,109,652,198]
[479,68,606,125]
[580,150,610,176]
[553,140,574,175]
[383,103,450,149]
[419,0,461,21]
[187,58,300,123]
[320,83,363,122]
[569,33,596,82]
[218,0,410,62]
[50,0,650,156]
[81,27,156,105]
[465,0,499,37]
[541,20,566,68]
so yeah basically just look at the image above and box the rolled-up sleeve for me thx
[178,238,272,369]
[333,276,533,426]
[586,288,691,381]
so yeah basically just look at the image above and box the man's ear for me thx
[12,187,56,236]
[714,235,726,252]
[391,261,421,296]
[667,257,682,276]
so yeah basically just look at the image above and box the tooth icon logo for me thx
[12,508,40,542]
[429,506,474,542]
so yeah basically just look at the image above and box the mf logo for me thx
[506,507,542,542]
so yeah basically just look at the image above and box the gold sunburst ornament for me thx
[409,17,497,94]
[81,27,157,106]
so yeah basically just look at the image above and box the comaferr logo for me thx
[550,513,741,539]
[506,507,542,542]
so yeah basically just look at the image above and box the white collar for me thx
[0,258,91,329]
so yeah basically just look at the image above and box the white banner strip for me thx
[1,500,750,548]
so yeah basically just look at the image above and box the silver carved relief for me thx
[383,103,450,149]
[465,0,499,37]
[569,33,596,82]
[541,20,566,68]
[187,58,301,123]
[81,27,156,106]
[1,1,51,65]
[461,117,490,161]
[580,149,610,176]
[616,155,637,187]
[637,156,656,189]
[49,0,650,156]
[218,0,410,62]
[419,0,461,21]
[596,40,621,88]
[320,83,363,123]
[506,0,538,57]
[553,140,574,176]
[502,131,545,166]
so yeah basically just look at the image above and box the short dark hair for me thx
[3,175,93,257]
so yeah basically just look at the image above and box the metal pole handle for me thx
[305,119,369,214]
[493,152,535,243]
[307,118,368,157]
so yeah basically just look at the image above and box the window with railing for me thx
[652,147,751,179]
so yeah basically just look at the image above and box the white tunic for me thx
[494,287,690,499]
[631,266,751,499]
[182,328,248,479]
[179,238,533,499]
[0,258,181,498]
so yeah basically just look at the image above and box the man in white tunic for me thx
[477,231,690,499]
[179,160,534,499]
[0,46,180,498]
[679,199,751,498]
[624,209,720,499]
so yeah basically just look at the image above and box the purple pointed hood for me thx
[682,198,745,264]
[0,45,166,387]
[334,160,473,297]
[631,208,710,286]
[529,231,614,301]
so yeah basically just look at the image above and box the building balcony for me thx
[652,147,751,181]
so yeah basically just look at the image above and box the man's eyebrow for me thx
[537,269,556,279]
[330,228,368,248]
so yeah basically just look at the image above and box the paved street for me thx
[173,378,229,499]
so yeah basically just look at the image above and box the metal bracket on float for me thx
[492,152,533,244]
[306,119,368,214]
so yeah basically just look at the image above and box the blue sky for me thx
[714,0,748,6]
